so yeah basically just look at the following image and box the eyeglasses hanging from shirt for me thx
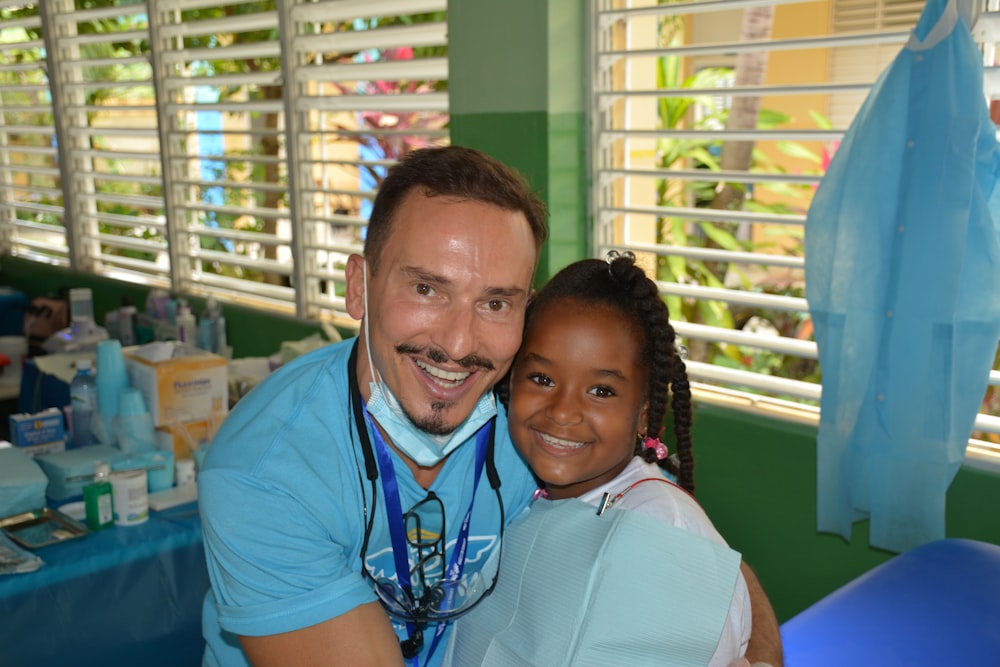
[347,341,505,663]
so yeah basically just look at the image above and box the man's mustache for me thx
[395,344,495,372]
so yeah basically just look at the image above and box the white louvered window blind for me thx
[48,0,164,283]
[0,0,448,326]
[282,0,448,322]
[0,3,66,265]
[590,0,1000,456]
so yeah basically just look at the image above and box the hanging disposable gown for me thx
[805,0,1000,553]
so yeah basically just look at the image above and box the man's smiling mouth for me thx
[416,359,471,387]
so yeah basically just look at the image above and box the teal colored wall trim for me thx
[691,402,1000,622]
[0,255,325,359]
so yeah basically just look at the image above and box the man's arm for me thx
[240,602,405,667]
[740,562,783,667]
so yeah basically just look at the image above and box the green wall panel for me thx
[546,0,585,114]
[691,402,1000,622]
[450,112,550,198]
[451,110,586,284]
[546,111,589,275]
[448,0,548,115]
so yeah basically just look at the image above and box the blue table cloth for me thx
[0,502,208,667]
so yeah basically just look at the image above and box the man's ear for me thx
[344,254,366,321]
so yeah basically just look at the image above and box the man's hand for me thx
[741,562,784,667]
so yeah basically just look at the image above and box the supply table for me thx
[0,501,208,667]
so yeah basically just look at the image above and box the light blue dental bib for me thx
[444,498,741,667]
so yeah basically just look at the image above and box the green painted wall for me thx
[448,0,588,284]
[691,402,1000,622]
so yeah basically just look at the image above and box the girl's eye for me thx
[589,386,616,399]
[526,373,553,387]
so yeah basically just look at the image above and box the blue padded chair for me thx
[781,538,1000,666]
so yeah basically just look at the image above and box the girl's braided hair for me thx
[501,252,695,492]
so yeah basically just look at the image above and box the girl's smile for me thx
[508,299,649,500]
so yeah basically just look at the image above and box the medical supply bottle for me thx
[119,304,138,346]
[84,462,114,530]
[176,302,196,345]
[70,359,98,447]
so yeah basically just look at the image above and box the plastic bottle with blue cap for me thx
[70,359,98,447]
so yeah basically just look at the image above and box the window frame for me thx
[0,0,449,330]
[588,0,1000,460]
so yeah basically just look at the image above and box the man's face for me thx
[347,190,537,436]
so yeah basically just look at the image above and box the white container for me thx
[69,288,94,325]
[110,469,149,526]
[175,458,196,487]
[175,303,197,345]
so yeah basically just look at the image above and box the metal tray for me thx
[0,507,89,549]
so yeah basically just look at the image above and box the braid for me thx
[666,347,695,492]
[618,262,696,493]
[528,254,696,492]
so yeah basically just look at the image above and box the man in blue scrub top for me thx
[198,146,783,666]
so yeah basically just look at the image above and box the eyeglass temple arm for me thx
[486,420,501,491]
[349,341,379,482]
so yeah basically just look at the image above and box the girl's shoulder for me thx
[609,461,729,546]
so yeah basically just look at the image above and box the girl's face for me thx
[509,299,649,499]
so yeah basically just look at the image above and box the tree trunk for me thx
[709,6,775,213]
[258,84,287,286]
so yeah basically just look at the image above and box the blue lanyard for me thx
[363,410,491,666]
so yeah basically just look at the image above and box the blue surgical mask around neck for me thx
[361,261,497,467]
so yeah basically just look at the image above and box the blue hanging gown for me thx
[805,0,1000,553]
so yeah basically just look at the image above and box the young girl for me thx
[444,252,752,667]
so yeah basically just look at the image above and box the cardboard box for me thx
[19,440,67,459]
[8,408,67,448]
[156,419,214,461]
[124,343,228,428]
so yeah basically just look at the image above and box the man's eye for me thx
[487,299,509,312]
[414,283,433,296]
